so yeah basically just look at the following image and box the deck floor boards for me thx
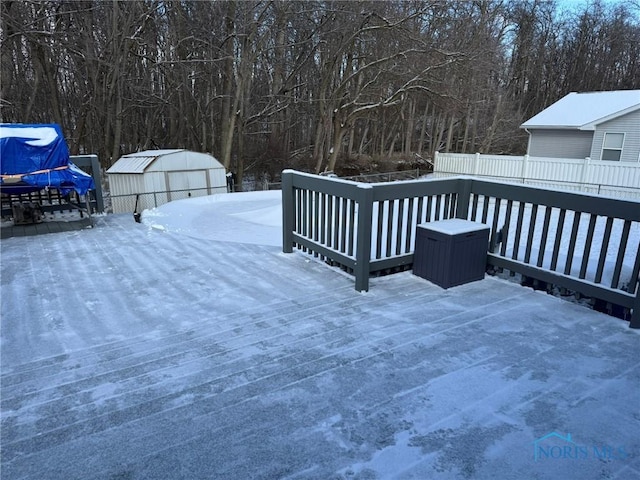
[1,214,638,479]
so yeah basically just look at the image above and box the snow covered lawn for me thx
[1,192,639,479]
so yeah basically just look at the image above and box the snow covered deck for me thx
[1,199,639,479]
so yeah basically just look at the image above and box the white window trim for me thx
[601,132,625,161]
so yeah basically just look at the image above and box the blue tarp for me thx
[0,123,95,195]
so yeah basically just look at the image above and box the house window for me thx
[601,133,624,161]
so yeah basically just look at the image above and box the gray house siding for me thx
[590,109,640,162]
[526,129,593,158]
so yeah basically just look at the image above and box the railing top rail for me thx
[369,177,464,202]
[468,177,640,221]
[284,169,369,200]
[285,170,640,220]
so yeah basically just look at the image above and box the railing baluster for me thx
[564,212,582,276]
[481,195,490,224]
[500,200,513,256]
[595,217,614,284]
[512,202,526,260]
[537,206,553,267]
[309,189,315,241]
[348,199,356,256]
[450,192,459,218]
[313,191,319,242]
[471,193,479,221]
[376,201,384,259]
[416,196,424,225]
[426,196,433,222]
[395,198,404,255]
[441,194,449,220]
[320,193,326,246]
[340,197,348,253]
[333,195,340,250]
[550,209,566,271]
[611,220,632,289]
[405,197,415,253]
[326,195,333,249]
[435,196,442,221]
[302,189,308,238]
[524,204,538,264]
[386,199,394,257]
[579,214,598,279]
[297,188,303,239]
[490,198,502,251]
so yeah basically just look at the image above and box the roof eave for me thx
[520,124,588,131]
[588,104,640,128]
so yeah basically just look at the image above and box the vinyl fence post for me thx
[282,170,295,253]
[521,154,529,181]
[580,157,591,193]
[355,184,374,292]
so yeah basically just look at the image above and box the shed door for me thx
[166,170,210,201]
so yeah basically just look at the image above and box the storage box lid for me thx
[418,218,489,235]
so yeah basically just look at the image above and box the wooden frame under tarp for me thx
[1,155,104,221]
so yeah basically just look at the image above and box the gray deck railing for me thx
[281,170,640,328]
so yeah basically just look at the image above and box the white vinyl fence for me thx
[433,152,640,200]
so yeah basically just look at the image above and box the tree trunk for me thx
[403,98,415,156]
[417,102,429,155]
[220,0,236,169]
[445,115,455,152]
[111,85,123,164]
[461,102,471,153]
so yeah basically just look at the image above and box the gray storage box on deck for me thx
[413,219,490,288]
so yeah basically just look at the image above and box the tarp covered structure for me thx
[0,123,95,195]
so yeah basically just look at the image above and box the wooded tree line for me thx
[2,0,639,184]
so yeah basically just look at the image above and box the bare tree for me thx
[1,0,638,175]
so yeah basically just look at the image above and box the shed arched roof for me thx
[107,149,223,174]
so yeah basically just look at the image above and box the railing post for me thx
[282,170,295,253]
[354,184,374,291]
[631,279,640,329]
[70,154,104,212]
[455,178,472,220]
[473,152,481,176]
[88,155,104,212]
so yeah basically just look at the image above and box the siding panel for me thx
[590,110,640,162]
[527,130,593,158]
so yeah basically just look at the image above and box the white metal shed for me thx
[106,149,227,213]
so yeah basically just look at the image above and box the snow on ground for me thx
[141,190,283,246]
[143,190,639,292]
[1,191,639,480]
